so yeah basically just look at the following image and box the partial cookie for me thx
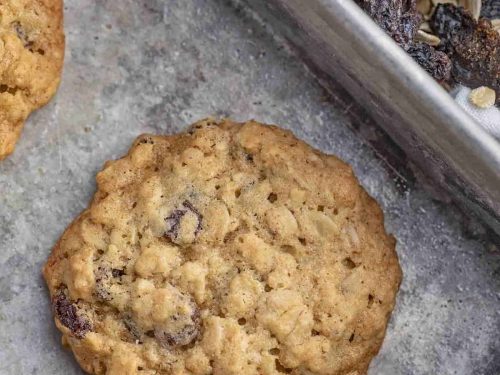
[0,0,65,160]
[44,119,402,375]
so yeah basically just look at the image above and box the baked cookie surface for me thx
[44,119,401,375]
[0,0,64,160]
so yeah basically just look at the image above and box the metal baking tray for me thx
[242,0,500,235]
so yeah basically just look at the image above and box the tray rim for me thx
[243,0,500,234]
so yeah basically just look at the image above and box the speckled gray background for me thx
[0,1,499,374]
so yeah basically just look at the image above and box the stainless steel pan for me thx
[243,0,500,235]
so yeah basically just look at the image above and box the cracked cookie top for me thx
[44,119,401,375]
[0,0,64,159]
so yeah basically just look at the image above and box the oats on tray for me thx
[356,0,499,107]
[430,3,500,105]
[354,0,451,80]
[469,86,496,108]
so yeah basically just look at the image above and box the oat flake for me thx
[468,86,496,108]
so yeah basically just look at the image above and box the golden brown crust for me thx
[0,0,65,159]
[44,119,402,375]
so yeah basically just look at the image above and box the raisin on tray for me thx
[408,42,452,81]
[430,4,500,104]
[356,0,421,49]
[481,0,500,19]
[354,0,451,81]
[354,0,420,49]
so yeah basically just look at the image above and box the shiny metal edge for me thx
[243,0,500,234]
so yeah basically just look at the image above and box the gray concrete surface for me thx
[0,0,499,374]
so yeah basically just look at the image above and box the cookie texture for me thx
[0,0,64,160]
[44,119,402,375]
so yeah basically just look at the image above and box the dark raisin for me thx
[430,4,500,103]
[155,323,199,348]
[182,200,203,236]
[353,0,421,50]
[408,43,451,81]
[481,0,500,19]
[52,288,91,339]
[354,0,453,81]
[154,305,201,349]
[164,208,187,240]
[164,200,203,240]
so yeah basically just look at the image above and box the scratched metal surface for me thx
[0,1,499,374]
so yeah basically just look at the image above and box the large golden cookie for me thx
[0,0,64,160]
[44,119,401,375]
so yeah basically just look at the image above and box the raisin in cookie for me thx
[0,0,64,160]
[44,119,402,375]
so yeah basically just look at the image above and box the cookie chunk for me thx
[44,119,402,375]
[0,0,65,160]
